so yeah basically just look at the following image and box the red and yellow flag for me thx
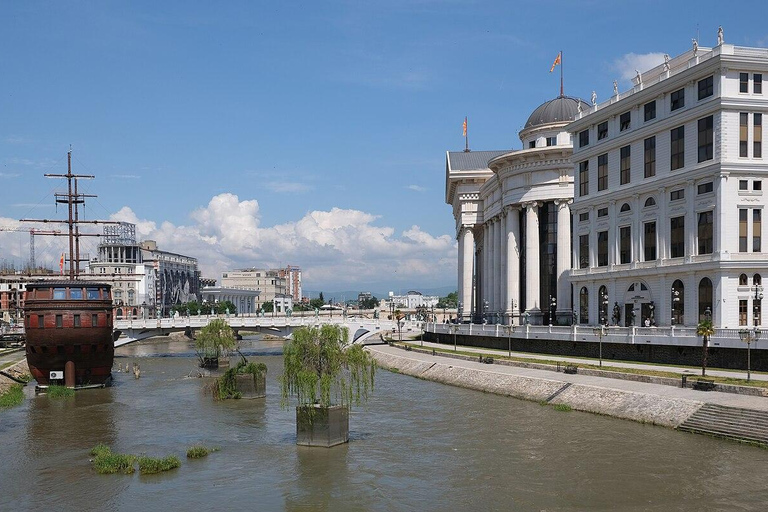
[462,117,467,137]
[59,253,65,274]
[549,52,561,73]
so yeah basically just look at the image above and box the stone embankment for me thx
[0,358,30,394]
[371,349,702,428]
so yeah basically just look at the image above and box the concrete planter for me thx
[234,373,266,399]
[296,405,349,447]
[200,356,219,369]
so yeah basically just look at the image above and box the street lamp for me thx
[483,299,489,324]
[549,295,557,326]
[738,327,761,381]
[457,301,463,324]
[504,324,516,358]
[452,323,459,352]
[592,325,607,367]
[754,285,764,326]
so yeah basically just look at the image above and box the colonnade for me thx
[457,199,572,325]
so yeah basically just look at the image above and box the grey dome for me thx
[524,95,590,129]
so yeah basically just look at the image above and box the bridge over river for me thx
[113,316,405,347]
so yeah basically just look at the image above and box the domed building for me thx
[445,95,589,325]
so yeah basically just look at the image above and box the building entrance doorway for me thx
[623,281,653,327]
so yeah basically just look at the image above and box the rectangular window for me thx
[698,115,713,162]
[74,314,81,328]
[620,111,631,131]
[92,314,99,327]
[644,222,657,261]
[53,288,66,300]
[597,231,608,266]
[620,226,631,263]
[87,288,100,300]
[754,209,762,252]
[698,211,713,255]
[597,153,608,191]
[670,216,685,258]
[55,314,63,328]
[697,182,713,194]
[579,234,590,269]
[671,126,685,170]
[740,72,749,93]
[579,129,589,147]
[598,122,608,140]
[740,209,748,252]
[37,315,44,329]
[597,207,608,217]
[755,181,762,191]
[740,112,749,157]
[740,179,749,190]
[579,161,589,196]
[70,288,83,300]
[579,212,589,222]
[740,300,748,326]
[546,136,557,146]
[644,136,656,178]
[670,189,684,201]
[698,76,714,100]
[644,100,656,122]
[620,145,631,185]
[671,88,685,111]
[756,74,763,94]
[755,113,762,158]
[529,141,536,149]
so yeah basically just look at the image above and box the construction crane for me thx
[0,226,63,269]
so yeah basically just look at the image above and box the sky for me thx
[1,1,767,293]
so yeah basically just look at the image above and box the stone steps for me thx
[677,404,768,445]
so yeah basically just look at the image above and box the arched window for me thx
[132,307,138,319]
[644,197,656,207]
[698,278,713,322]
[740,274,748,286]
[620,203,631,212]
[755,274,762,286]
[598,286,608,325]
[671,280,685,325]
[579,287,589,325]
[116,308,123,319]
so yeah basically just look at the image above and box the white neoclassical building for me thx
[569,40,768,329]
[446,95,589,325]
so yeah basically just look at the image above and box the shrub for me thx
[212,360,267,400]
[0,384,24,408]
[47,385,75,398]
[137,455,181,475]
[186,445,219,459]
[90,445,136,475]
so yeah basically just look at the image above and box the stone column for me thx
[555,199,572,323]
[460,227,474,320]
[524,202,542,323]
[506,206,520,323]
[457,229,464,308]
[686,179,696,260]
[493,216,502,321]
[500,212,507,323]
[658,187,667,260]
[487,220,494,316]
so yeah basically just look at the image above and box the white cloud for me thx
[406,184,427,192]
[613,52,666,83]
[109,193,456,289]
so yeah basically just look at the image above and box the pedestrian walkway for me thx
[405,337,768,382]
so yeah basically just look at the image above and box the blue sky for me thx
[1,1,766,292]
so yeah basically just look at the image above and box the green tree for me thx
[171,302,188,316]
[309,298,325,310]
[280,324,375,409]
[216,300,237,315]
[319,292,324,303]
[194,318,238,366]
[187,301,200,316]
[261,300,274,313]
[696,318,715,376]
[360,296,380,310]
[437,291,458,309]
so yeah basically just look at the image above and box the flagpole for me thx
[560,50,564,97]
[464,116,470,153]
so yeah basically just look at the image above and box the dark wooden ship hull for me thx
[23,281,114,387]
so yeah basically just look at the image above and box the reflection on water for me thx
[1,335,768,511]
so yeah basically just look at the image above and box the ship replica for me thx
[21,149,118,389]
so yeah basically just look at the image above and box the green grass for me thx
[137,455,181,474]
[47,385,75,398]
[553,403,572,412]
[0,384,24,408]
[402,342,768,389]
[186,445,219,459]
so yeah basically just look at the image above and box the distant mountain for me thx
[304,285,456,302]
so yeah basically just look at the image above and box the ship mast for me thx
[21,148,120,280]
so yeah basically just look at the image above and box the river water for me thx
[1,336,767,511]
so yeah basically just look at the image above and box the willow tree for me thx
[195,318,238,368]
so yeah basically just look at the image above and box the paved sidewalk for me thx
[371,344,768,412]
[402,337,768,382]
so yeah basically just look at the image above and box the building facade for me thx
[446,95,588,324]
[569,42,768,329]
[278,265,302,302]
[221,268,287,311]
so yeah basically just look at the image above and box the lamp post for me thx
[592,325,606,367]
[672,287,681,325]
[452,323,458,352]
[549,295,557,326]
[483,299,489,324]
[457,301,463,324]
[754,285,764,326]
[738,327,761,381]
[504,324,516,358]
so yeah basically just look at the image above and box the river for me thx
[1,336,767,511]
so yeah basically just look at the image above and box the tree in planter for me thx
[213,358,268,400]
[280,324,375,447]
[696,316,715,376]
[195,319,238,369]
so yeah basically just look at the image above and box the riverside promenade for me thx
[369,342,768,445]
